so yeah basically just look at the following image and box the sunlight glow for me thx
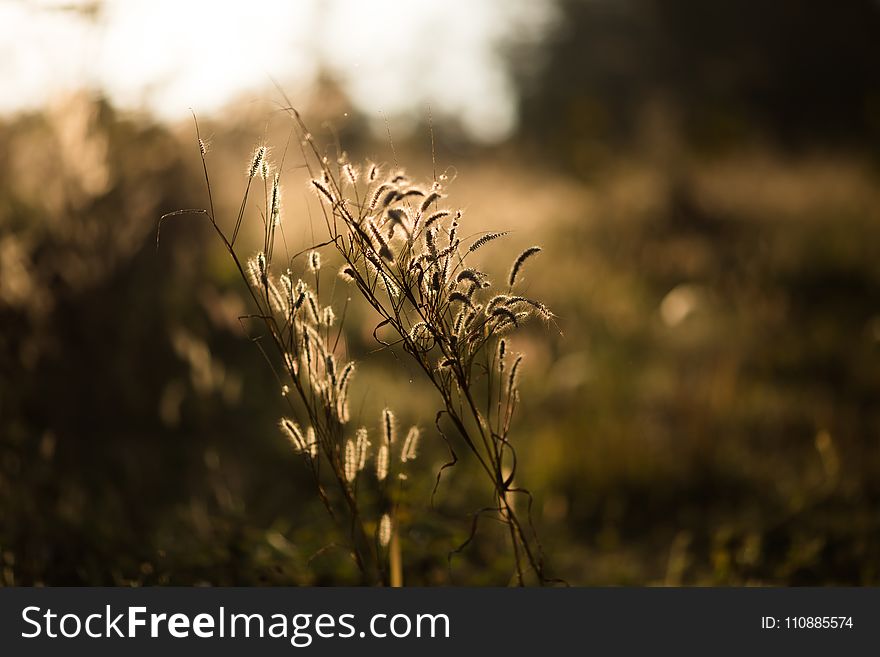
[0,0,553,141]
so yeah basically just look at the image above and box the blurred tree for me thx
[513,0,880,169]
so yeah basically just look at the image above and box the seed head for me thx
[508,246,542,287]
[256,251,267,280]
[468,231,509,254]
[378,513,392,547]
[267,279,288,315]
[312,179,334,203]
[382,408,396,444]
[424,210,450,230]
[367,220,394,261]
[325,354,337,387]
[246,256,262,289]
[368,183,392,212]
[344,439,357,482]
[248,146,267,179]
[400,426,420,463]
[376,444,389,481]
[343,163,358,185]
[270,173,282,225]
[280,418,306,453]
[338,265,357,282]
[490,306,519,328]
[308,250,321,273]
[420,191,443,213]
[508,354,524,397]
[355,427,370,471]
[306,426,318,458]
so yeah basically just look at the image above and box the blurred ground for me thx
[2,1,880,585]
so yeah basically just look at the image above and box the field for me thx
[2,90,879,585]
[4,0,880,587]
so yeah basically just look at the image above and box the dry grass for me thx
[165,110,559,585]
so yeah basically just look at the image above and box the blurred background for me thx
[2,0,880,585]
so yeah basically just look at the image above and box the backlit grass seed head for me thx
[425,226,438,259]
[281,274,299,311]
[306,426,318,458]
[382,408,396,444]
[453,310,466,336]
[367,162,379,183]
[248,146,267,179]
[401,426,420,463]
[280,271,292,295]
[365,254,400,297]
[504,296,553,320]
[311,179,334,204]
[508,246,542,287]
[368,183,392,213]
[270,173,282,225]
[380,189,400,210]
[280,418,307,453]
[491,306,519,328]
[355,427,370,471]
[455,269,486,288]
[303,329,313,371]
[305,292,320,324]
[387,208,409,236]
[379,513,392,547]
[344,439,357,482]
[267,279,288,315]
[406,185,428,196]
[257,251,267,281]
[367,220,394,260]
[468,231,509,254]
[508,354,524,396]
[308,250,321,273]
[337,399,351,424]
[337,361,355,393]
[198,138,208,156]
[336,363,354,423]
[325,354,337,387]
[246,256,262,289]
[497,339,506,372]
[322,306,335,327]
[449,291,474,308]
[338,265,356,282]
[424,210,450,231]
[343,163,358,186]
[376,443,389,481]
[488,294,509,312]
[408,322,432,344]
[420,191,443,213]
